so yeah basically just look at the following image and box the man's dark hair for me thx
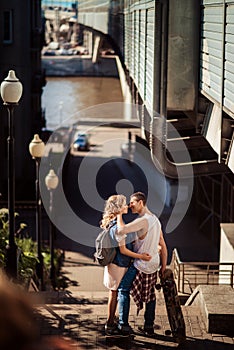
[130,192,147,205]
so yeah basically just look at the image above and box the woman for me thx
[101,194,151,335]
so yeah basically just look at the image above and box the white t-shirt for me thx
[133,213,161,274]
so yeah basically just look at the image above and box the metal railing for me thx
[171,249,234,294]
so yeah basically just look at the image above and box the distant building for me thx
[0,0,46,200]
[42,1,77,10]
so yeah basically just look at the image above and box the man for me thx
[117,192,168,336]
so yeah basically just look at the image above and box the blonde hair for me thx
[101,194,127,229]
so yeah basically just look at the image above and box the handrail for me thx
[171,248,234,294]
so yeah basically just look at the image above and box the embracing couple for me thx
[100,192,168,336]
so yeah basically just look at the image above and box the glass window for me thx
[3,10,13,44]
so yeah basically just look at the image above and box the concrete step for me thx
[185,285,234,335]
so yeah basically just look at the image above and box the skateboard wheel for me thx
[165,330,172,336]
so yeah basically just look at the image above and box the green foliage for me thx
[0,208,10,266]
[0,208,64,289]
[16,236,37,254]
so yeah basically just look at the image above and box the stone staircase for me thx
[185,285,234,335]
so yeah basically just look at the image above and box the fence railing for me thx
[171,248,234,294]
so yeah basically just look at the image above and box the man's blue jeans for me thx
[118,264,156,329]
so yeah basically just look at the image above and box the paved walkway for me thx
[32,251,234,349]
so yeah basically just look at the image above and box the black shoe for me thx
[118,325,133,336]
[144,326,154,336]
[105,323,118,336]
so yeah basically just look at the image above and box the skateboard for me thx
[105,333,135,342]
[156,268,186,344]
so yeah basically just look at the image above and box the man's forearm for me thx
[160,244,168,269]
[117,217,147,235]
[159,230,168,268]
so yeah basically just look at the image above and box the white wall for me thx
[219,223,234,285]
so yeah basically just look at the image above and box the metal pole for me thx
[49,190,55,289]
[128,131,132,162]
[5,104,17,278]
[35,158,44,290]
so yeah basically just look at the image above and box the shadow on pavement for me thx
[35,300,234,350]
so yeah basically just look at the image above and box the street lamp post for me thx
[45,169,59,289]
[0,70,23,279]
[29,134,45,290]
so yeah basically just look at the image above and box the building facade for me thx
[0,0,45,200]
[78,0,234,249]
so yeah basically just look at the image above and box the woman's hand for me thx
[141,253,152,261]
